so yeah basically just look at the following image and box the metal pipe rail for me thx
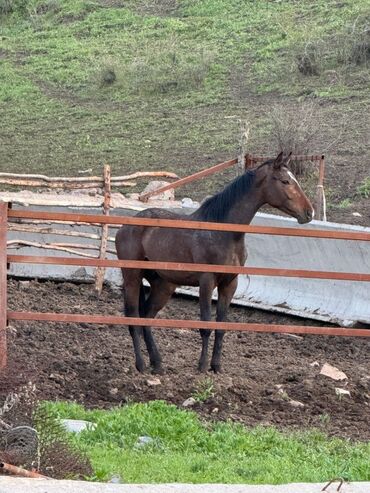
[7,255,370,282]
[8,209,370,241]
[7,311,370,338]
[2,202,370,370]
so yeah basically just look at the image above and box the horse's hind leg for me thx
[142,277,176,374]
[198,274,215,373]
[122,269,146,373]
[211,277,238,373]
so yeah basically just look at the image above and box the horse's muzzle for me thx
[297,208,314,224]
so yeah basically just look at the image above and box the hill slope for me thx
[1,0,369,224]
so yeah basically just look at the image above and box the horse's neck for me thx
[225,191,262,225]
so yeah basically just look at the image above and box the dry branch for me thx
[0,462,50,479]
[0,171,178,189]
[6,240,98,258]
[8,223,115,242]
[7,239,115,254]
[111,171,178,181]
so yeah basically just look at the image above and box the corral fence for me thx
[0,165,179,295]
[2,154,326,298]
[1,200,370,370]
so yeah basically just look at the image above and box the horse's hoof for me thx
[197,363,208,373]
[151,365,164,375]
[136,361,146,373]
[210,364,222,374]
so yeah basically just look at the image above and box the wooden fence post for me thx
[0,202,8,369]
[314,155,326,221]
[94,165,111,296]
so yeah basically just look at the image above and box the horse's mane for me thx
[192,159,276,223]
[192,169,258,223]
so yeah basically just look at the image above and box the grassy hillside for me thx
[1,0,369,219]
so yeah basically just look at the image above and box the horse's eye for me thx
[281,180,290,185]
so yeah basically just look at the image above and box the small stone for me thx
[109,387,119,396]
[335,388,351,398]
[181,197,195,208]
[142,181,174,201]
[182,397,196,408]
[146,377,161,386]
[211,407,219,414]
[109,475,121,484]
[352,212,362,217]
[136,436,153,447]
[289,399,305,408]
[19,280,30,288]
[310,361,320,367]
[61,419,97,433]
[320,363,348,381]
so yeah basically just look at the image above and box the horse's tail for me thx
[138,282,147,318]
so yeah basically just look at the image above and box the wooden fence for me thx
[139,154,327,221]
[3,155,327,297]
[1,202,369,369]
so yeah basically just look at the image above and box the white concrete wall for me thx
[7,205,370,326]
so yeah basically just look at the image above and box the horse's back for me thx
[115,208,185,260]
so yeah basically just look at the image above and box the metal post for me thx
[0,202,8,369]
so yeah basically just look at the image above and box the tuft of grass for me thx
[357,177,370,198]
[338,198,353,209]
[191,377,215,403]
[43,400,370,484]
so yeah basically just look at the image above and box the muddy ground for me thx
[3,279,369,441]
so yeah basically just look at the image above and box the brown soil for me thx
[4,279,370,441]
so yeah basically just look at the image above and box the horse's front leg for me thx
[211,277,238,373]
[198,274,215,372]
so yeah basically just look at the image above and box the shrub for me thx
[0,0,29,15]
[268,102,323,176]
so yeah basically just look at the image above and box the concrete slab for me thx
[0,478,369,493]
[7,204,370,326]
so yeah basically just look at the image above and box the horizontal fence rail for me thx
[7,255,370,282]
[139,158,238,202]
[7,312,370,338]
[2,199,370,373]
[8,209,370,241]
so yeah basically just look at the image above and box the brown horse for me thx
[116,152,314,374]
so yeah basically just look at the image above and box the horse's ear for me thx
[285,152,292,166]
[273,151,284,169]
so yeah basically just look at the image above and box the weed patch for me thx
[44,400,370,484]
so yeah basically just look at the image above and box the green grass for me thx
[357,177,370,199]
[42,400,370,484]
[1,0,370,186]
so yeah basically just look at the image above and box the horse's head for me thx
[259,152,314,224]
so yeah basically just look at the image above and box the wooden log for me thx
[314,156,326,222]
[0,462,50,479]
[111,171,178,181]
[0,178,135,189]
[0,171,178,182]
[95,164,111,295]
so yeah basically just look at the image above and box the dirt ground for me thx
[3,279,369,441]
